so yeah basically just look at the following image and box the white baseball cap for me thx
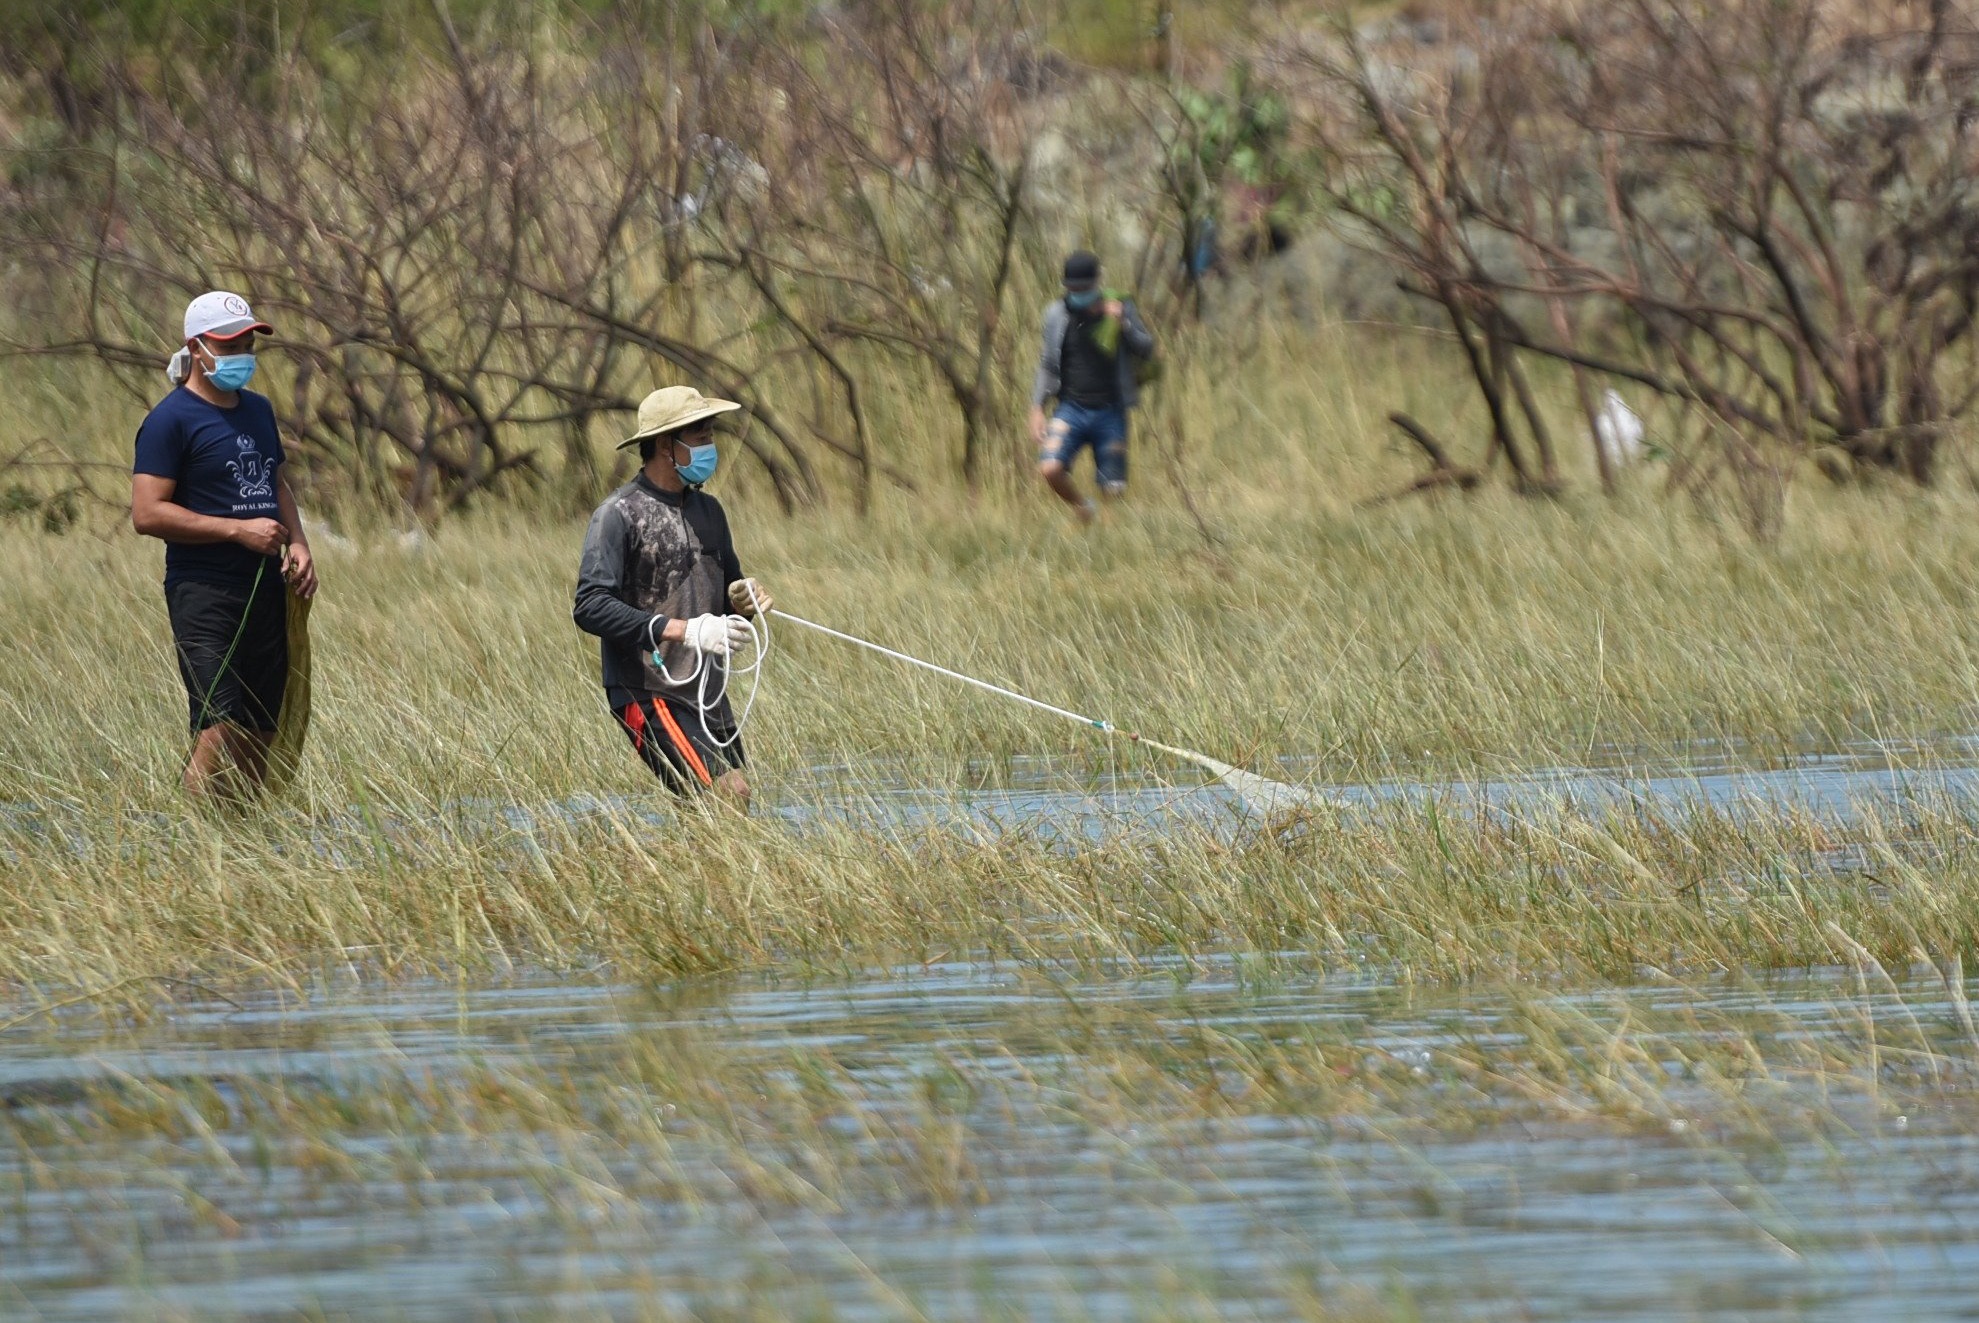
[167,291,276,383]
[182,290,275,342]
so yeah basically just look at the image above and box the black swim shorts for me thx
[614,692,746,795]
[166,574,289,734]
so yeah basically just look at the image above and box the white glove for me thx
[682,612,751,656]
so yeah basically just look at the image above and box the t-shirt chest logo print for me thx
[227,434,274,500]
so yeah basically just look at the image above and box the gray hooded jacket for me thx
[1029,298,1156,410]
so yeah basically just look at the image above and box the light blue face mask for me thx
[1064,288,1099,311]
[675,441,718,486]
[203,349,257,391]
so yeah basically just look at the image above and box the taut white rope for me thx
[769,610,1112,733]
[767,609,1338,816]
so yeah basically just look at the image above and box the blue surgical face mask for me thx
[202,348,257,391]
[675,441,718,486]
[1064,288,1098,311]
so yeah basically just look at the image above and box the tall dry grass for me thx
[3,323,1979,990]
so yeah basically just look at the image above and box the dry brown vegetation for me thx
[1306,0,1979,528]
[11,0,1976,533]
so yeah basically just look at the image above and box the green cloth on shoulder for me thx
[1089,290,1162,384]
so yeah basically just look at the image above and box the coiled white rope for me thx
[647,584,770,750]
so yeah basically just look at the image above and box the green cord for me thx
[191,556,270,732]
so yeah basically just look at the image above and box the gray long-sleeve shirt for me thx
[573,472,743,711]
[1029,297,1156,410]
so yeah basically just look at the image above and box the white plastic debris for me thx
[311,523,356,553]
[1594,389,1645,468]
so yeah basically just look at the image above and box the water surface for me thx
[7,736,1979,1317]
[5,961,1977,1319]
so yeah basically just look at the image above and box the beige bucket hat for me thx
[618,385,742,449]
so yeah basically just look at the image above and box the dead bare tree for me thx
[700,0,1041,495]
[1303,0,1979,527]
[2,5,1198,516]
[1,20,832,517]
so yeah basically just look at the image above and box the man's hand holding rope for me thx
[727,578,774,618]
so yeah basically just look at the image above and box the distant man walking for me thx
[1028,250,1156,522]
[574,386,773,805]
[132,291,317,800]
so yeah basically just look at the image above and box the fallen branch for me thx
[1359,412,1481,507]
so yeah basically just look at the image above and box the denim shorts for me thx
[1042,402,1128,492]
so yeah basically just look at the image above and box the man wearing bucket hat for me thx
[131,290,318,800]
[573,385,773,803]
[1027,250,1156,523]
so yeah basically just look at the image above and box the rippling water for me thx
[4,959,1978,1319]
[7,739,1979,1317]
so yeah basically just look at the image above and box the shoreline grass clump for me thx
[4,777,1979,994]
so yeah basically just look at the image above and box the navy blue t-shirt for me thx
[132,386,286,586]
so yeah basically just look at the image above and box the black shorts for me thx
[166,575,288,734]
[614,693,746,795]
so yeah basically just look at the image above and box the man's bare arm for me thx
[131,474,288,555]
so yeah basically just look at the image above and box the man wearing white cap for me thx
[131,291,318,800]
[573,385,772,803]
